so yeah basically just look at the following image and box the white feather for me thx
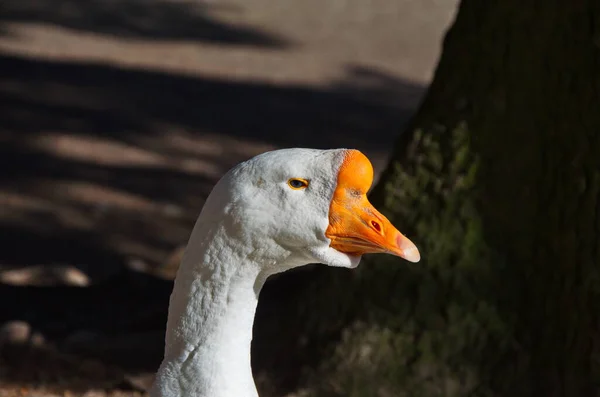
[150,148,360,397]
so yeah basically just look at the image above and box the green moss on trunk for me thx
[299,1,600,396]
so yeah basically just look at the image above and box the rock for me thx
[0,265,90,287]
[82,391,106,397]
[30,331,46,347]
[0,320,31,346]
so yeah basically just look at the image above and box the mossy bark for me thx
[295,1,600,396]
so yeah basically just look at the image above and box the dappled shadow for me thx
[0,52,423,272]
[0,53,421,151]
[0,0,290,47]
[0,51,424,393]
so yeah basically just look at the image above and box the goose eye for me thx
[288,178,309,190]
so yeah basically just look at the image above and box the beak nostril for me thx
[371,220,381,233]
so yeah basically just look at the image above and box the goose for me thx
[150,148,420,397]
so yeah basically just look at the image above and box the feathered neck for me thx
[150,219,277,397]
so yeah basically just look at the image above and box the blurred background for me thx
[0,1,459,396]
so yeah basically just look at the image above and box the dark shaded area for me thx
[0,270,171,352]
[0,54,421,151]
[0,269,172,392]
[0,51,423,393]
[0,0,290,47]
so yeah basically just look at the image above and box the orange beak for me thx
[325,150,420,263]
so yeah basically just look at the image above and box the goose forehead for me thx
[246,148,348,178]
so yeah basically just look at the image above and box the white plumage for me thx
[150,148,419,397]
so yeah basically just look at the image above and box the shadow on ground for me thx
[0,0,290,47]
[0,51,424,394]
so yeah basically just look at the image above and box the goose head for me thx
[202,148,420,274]
[152,148,420,397]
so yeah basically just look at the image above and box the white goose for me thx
[150,148,420,397]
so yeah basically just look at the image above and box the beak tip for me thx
[404,249,421,263]
[396,234,421,263]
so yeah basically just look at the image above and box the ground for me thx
[0,0,457,395]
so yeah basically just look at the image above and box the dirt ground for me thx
[0,0,458,395]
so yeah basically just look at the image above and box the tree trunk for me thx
[298,1,600,396]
